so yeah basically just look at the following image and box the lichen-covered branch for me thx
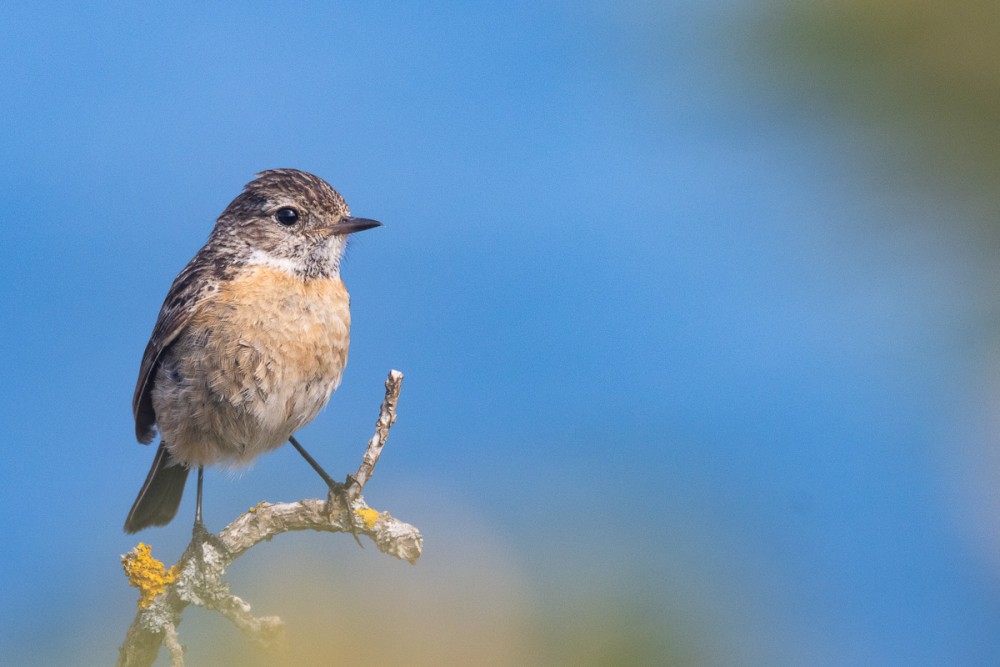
[347,369,403,497]
[117,370,419,667]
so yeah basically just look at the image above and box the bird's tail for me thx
[124,443,189,533]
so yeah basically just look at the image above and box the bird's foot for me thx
[325,477,363,548]
[186,519,229,565]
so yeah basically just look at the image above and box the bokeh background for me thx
[3,1,1000,665]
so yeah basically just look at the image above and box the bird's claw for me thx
[325,480,364,548]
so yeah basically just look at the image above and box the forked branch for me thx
[117,370,418,667]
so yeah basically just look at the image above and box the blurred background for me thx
[3,1,1000,664]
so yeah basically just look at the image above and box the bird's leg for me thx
[288,435,340,489]
[192,466,209,542]
[288,435,361,544]
[184,466,228,562]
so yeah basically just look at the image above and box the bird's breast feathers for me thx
[152,264,352,466]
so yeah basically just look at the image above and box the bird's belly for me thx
[151,266,351,468]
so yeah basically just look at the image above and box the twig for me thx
[347,369,403,499]
[117,370,418,667]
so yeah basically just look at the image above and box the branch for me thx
[117,370,418,667]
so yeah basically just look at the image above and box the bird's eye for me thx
[274,208,299,226]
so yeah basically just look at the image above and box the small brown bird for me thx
[125,169,381,534]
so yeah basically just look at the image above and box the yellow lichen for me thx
[121,543,179,608]
[355,507,379,529]
[248,500,267,514]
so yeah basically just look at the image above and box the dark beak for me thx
[332,216,383,235]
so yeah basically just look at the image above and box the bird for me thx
[124,168,382,535]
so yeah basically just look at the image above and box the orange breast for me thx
[155,265,352,466]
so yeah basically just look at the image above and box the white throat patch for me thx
[246,249,308,275]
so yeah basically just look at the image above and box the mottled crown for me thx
[224,168,349,220]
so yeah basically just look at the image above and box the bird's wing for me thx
[132,256,217,444]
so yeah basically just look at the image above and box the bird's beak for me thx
[331,216,383,235]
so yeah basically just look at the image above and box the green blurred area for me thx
[763,0,1000,224]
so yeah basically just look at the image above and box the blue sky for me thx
[3,2,1000,665]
